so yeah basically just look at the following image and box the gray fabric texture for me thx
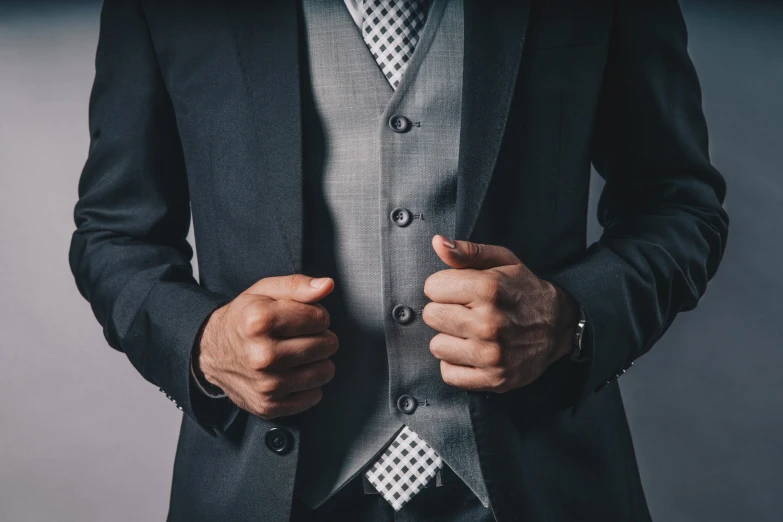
[295,0,489,510]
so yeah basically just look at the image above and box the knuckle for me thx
[254,308,275,334]
[253,398,276,419]
[282,275,299,293]
[423,274,441,298]
[481,276,504,303]
[476,319,499,341]
[421,303,436,323]
[242,304,275,335]
[439,361,455,386]
[429,336,442,357]
[238,305,258,334]
[465,241,481,260]
[477,309,509,341]
[440,371,453,387]
[327,330,340,354]
[429,334,450,359]
[321,359,336,381]
[291,273,307,289]
[257,375,282,395]
[479,344,504,367]
[322,330,339,355]
[314,304,330,329]
[490,371,509,392]
[240,314,257,335]
[248,345,277,370]
[423,276,433,298]
[309,387,324,406]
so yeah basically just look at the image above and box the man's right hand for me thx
[195,275,338,420]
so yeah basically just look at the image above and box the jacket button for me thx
[392,304,414,325]
[388,114,411,133]
[390,207,412,227]
[265,427,294,455]
[397,394,417,414]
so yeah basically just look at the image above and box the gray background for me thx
[0,1,780,521]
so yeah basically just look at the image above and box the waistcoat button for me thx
[388,114,411,133]
[397,394,417,414]
[390,207,412,227]
[265,427,294,455]
[392,304,414,325]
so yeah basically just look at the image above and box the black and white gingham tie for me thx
[361,0,429,90]
[359,0,438,511]
[364,425,444,511]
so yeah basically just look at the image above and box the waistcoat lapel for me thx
[455,0,532,241]
[226,1,304,273]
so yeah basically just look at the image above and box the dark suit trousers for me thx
[289,474,494,522]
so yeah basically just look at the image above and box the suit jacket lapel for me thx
[226,1,304,273]
[455,0,532,241]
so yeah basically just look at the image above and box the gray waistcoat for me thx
[295,0,488,509]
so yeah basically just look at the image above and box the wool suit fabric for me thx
[69,1,729,520]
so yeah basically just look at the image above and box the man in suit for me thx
[69,0,728,520]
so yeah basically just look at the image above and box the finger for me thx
[245,273,335,303]
[244,299,330,338]
[271,300,331,337]
[440,360,501,392]
[271,358,336,395]
[424,268,512,306]
[432,234,520,270]
[267,330,339,369]
[260,387,324,419]
[422,302,474,338]
[429,333,501,369]
[423,302,508,342]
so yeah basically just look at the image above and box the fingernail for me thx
[441,236,456,249]
[310,277,329,288]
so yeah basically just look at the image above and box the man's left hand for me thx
[422,234,580,393]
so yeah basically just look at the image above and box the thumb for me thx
[244,274,335,303]
[432,234,521,269]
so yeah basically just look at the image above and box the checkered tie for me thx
[364,425,444,511]
[361,0,429,90]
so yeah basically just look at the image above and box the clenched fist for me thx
[423,235,580,393]
[195,275,338,419]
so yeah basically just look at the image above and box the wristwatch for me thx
[568,306,589,363]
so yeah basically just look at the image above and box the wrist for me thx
[193,306,227,397]
[548,281,581,364]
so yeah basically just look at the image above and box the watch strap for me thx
[569,306,589,363]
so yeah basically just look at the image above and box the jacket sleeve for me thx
[547,0,729,414]
[69,0,240,435]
